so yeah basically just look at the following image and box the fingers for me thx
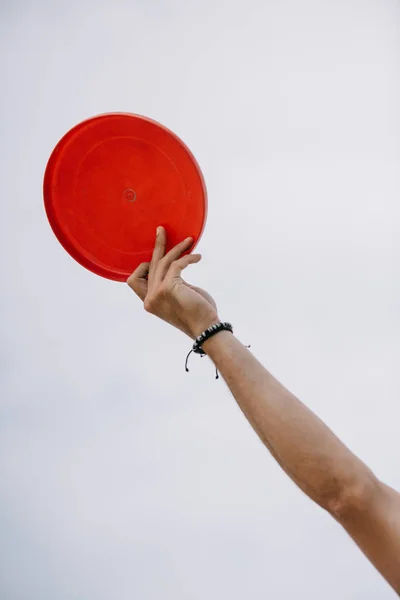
[127,262,150,300]
[156,236,193,280]
[149,226,166,280]
[167,254,202,279]
[128,228,200,305]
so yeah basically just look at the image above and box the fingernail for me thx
[156,226,161,235]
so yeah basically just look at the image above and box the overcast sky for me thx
[1,0,399,598]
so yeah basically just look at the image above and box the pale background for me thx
[1,0,399,598]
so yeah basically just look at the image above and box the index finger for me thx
[149,226,167,279]
[156,236,193,281]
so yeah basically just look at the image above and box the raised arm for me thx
[202,331,400,593]
[128,227,400,594]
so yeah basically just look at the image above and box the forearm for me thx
[202,331,375,511]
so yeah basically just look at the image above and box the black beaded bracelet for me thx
[185,322,233,379]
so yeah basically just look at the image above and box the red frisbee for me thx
[43,113,207,281]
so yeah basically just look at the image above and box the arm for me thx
[202,332,400,593]
[128,227,400,593]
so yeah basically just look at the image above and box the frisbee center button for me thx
[124,188,136,203]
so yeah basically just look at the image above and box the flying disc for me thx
[43,113,207,281]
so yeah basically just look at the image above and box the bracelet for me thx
[193,322,233,354]
[185,322,233,379]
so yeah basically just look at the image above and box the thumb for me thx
[127,261,150,301]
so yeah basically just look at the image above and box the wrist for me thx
[188,316,221,340]
[201,328,235,355]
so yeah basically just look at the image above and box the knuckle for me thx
[143,298,154,313]
[144,286,169,313]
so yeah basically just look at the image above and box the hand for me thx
[127,226,219,339]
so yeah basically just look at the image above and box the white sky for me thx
[1,0,399,598]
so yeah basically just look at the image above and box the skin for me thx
[128,226,400,594]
